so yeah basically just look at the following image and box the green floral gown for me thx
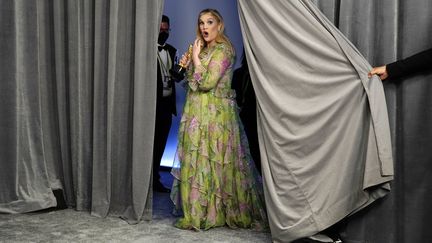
[170,43,268,231]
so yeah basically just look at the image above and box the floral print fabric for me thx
[170,43,268,231]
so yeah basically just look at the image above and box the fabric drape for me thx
[238,1,394,242]
[0,0,57,213]
[0,0,164,223]
[2,0,431,241]
[316,1,432,242]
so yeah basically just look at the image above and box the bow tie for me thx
[158,45,168,51]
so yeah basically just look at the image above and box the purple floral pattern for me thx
[170,43,268,231]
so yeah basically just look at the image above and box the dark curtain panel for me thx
[0,0,164,223]
[314,1,432,242]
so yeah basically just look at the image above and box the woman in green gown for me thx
[170,8,267,231]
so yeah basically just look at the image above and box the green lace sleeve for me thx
[187,45,232,91]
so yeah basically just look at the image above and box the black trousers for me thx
[153,97,173,183]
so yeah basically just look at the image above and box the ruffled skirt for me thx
[170,91,268,231]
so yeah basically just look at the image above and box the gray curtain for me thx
[315,1,432,243]
[238,1,394,242]
[1,0,431,241]
[239,0,432,242]
[0,0,164,223]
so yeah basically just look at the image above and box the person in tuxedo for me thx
[153,15,177,193]
[368,48,432,80]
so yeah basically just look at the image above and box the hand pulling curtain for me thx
[238,1,394,241]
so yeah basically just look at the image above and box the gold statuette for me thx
[170,44,193,80]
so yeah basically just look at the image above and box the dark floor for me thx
[0,171,272,243]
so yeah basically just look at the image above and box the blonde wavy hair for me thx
[196,9,233,52]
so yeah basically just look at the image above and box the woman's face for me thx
[199,13,220,47]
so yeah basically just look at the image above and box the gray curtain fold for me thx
[0,0,164,223]
[238,0,394,242]
[310,0,340,26]
[317,1,432,242]
[0,0,57,213]
[238,0,431,242]
[1,0,431,241]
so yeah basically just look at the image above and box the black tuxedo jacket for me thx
[387,48,432,79]
[157,43,177,115]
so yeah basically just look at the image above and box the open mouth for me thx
[202,31,209,38]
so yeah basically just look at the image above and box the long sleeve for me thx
[187,45,233,91]
[387,48,432,79]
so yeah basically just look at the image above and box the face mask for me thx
[158,31,169,45]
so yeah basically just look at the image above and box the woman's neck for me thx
[207,40,216,48]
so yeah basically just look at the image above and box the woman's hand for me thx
[192,38,202,59]
[192,38,203,67]
[179,52,190,68]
